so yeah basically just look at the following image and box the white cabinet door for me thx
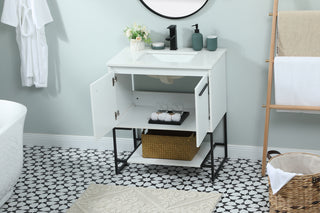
[209,54,226,132]
[194,75,209,147]
[90,72,117,139]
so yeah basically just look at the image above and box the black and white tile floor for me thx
[0,146,269,213]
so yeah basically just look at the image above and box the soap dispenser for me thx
[192,24,203,51]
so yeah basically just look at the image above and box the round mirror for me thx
[140,0,208,19]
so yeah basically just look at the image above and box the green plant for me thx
[124,24,151,44]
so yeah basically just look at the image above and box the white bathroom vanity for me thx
[90,47,227,181]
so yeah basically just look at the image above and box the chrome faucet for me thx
[166,25,177,50]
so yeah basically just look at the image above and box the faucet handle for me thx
[166,25,177,50]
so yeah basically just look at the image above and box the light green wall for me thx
[1,0,320,149]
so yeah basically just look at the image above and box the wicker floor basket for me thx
[141,130,199,161]
[268,152,320,212]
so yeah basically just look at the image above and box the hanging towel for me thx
[1,0,53,88]
[274,56,320,113]
[277,11,320,57]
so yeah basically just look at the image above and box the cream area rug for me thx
[67,184,221,213]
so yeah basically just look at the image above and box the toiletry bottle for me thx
[192,24,203,51]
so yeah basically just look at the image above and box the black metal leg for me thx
[201,113,228,182]
[133,128,137,149]
[224,114,228,158]
[112,127,142,175]
[112,128,119,174]
[210,132,215,182]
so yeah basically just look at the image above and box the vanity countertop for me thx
[107,47,226,70]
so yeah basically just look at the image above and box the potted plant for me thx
[124,24,151,51]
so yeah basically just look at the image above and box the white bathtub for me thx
[0,100,27,207]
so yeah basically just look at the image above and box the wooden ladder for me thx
[261,0,320,176]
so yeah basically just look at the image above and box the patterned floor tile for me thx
[0,146,269,212]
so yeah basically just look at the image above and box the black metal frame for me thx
[139,0,208,20]
[200,113,228,182]
[112,127,140,175]
[112,113,228,182]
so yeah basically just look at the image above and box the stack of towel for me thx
[150,111,182,122]
[274,11,320,113]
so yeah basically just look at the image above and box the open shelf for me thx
[127,141,210,168]
[116,106,196,131]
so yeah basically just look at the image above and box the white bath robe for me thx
[1,0,53,88]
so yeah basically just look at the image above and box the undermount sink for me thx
[140,51,198,63]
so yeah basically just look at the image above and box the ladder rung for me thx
[269,12,277,16]
[262,104,320,111]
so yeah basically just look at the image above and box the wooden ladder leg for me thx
[112,128,119,174]
[262,107,271,176]
[261,0,279,176]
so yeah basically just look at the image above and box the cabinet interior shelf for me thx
[127,141,210,168]
[117,105,196,131]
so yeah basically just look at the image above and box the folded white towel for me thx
[274,56,320,113]
[267,163,301,194]
[150,112,159,121]
[164,113,172,122]
[171,113,181,122]
[158,112,167,121]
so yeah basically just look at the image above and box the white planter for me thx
[130,39,145,52]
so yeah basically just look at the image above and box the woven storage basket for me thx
[141,130,199,161]
[267,151,320,212]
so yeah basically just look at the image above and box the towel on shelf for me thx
[150,112,159,121]
[171,113,181,122]
[274,56,320,113]
[164,113,172,122]
[1,0,53,88]
[277,11,320,57]
[158,112,168,121]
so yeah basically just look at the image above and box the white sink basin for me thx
[141,51,198,63]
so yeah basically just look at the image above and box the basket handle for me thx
[186,133,195,142]
[267,150,281,160]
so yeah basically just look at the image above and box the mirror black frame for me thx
[140,0,208,19]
